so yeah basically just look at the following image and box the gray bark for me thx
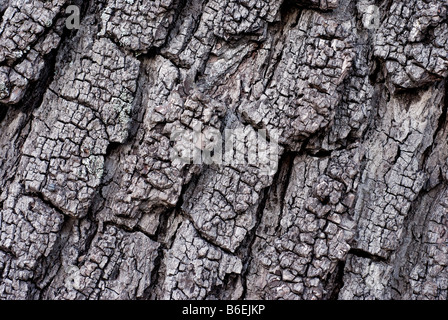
[0,0,448,300]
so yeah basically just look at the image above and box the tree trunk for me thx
[0,0,448,300]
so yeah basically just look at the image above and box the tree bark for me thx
[0,0,448,300]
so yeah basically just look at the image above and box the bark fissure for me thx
[1,0,448,300]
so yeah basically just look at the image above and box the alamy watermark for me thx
[63,4,380,31]
[170,124,280,176]
[60,2,379,176]
[65,5,80,30]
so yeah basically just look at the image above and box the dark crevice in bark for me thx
[2,0,86,113]
[125,54,155,140]
[306,149,333,158]
[430,80,448,148]
[96,57,152,203]
[105,141,122,158]
[26,191,66,218]
[239,182,270,300]
[261,4,300,92]
[280,0,299,22]
[129,60,149,127]
[189,217,236,255]
[389,184,444,299]
[78,217,98,261]
[61,0,89,45]
[36,215,76,298]
[164,0,209,67]
[0,245,17,259]
[0,32,60,140]
[142,177,196,299]
[0,1,90,183]
[439,80,448,137]
[163,0,188,51]
[0,105,7,123]
[142,214,173,300]
[147,210,186,301]
[407,181,440,233]
[71,0,90,25]
[419,81,447,178]
[0,113,31,187]
[239,151,295,299]
[347,248,388,263]
[379,0,393,21]
[393,145,401,165]
[369,57,385,85]
[205,271,242,300]
[18,51,57,114]
[274,151,296,235]
[326,260,346,300]
[0,3,7,20]
[359,84,385,148]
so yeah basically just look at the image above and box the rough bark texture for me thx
[0,0,448,300]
